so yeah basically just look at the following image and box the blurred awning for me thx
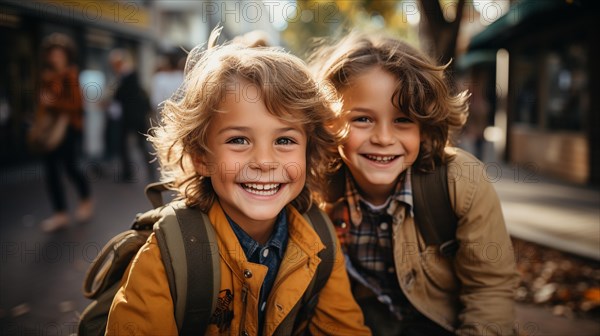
[3,0,155,41]
[456,50,496,71]
[468,0,598,51]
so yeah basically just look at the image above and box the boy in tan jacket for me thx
[312,33,519,335]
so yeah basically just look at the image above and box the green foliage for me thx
[282,0,416,58]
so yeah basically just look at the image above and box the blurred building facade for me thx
[155,0,280,50]
[462,0,599,186]
[0,0,157,165]
[0,0,281,165]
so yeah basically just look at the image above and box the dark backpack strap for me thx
[274,205,336,335]
[304,204,336,303]
[411,165,459,257]
[154,203,220,336]
[294,205,337,332]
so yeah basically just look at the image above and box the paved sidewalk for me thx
[493,166,600,335]
[515,303,600,336]
[491,164,599,260]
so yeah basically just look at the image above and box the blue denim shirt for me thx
[227,210,288,332]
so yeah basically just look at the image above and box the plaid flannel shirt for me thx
[343,167,416,318]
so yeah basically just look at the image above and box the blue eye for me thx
[275,137,296,145]
[226,137,249,145]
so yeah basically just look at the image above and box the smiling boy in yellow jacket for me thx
[105,40,370,335]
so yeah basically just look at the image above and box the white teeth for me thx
[244,183,278,190]
[365,155,397,163]
[242,183,280,195]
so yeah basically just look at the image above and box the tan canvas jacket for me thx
[331,148,519,335]
[394,148,518,335]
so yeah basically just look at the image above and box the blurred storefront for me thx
[0,0,157,165]
[0,0,282,166]
[463,0,599,185]
[154,0,280,50]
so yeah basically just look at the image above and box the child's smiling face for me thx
[196,80,307,227]
[339,66,421,204]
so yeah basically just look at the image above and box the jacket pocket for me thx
[419,246,458,292]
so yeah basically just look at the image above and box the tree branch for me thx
[419,0,447,30]
[442,0,466,65]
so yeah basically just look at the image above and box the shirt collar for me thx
[345,167,414,226]
[227,210,288,260]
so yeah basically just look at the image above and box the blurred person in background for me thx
[108,48,155,182]
[461,74,490,160]
[35,33,93,232]
[151,49,184,114]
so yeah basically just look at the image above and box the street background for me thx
[1,0,599,335]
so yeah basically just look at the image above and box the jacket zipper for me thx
[239,283,249,336]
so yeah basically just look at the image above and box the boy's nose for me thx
[249,147,278,171]
[247,161,278,171]
[371,123,396,146]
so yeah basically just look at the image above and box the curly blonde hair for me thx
[149,42,339,213]
[310,33,469,175]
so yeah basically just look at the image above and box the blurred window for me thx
[514,53,538,126]
[544,44,588,131]
[513,42,588,132]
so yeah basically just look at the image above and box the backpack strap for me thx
[301,204,336,315]
[274,205,336,335]
[411,164,459,257]
[145,181,170,209]
[154,203,220,336]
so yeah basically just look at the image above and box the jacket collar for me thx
[207,202,325,275]
[227,210,288,260]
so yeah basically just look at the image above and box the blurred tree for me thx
[282,0,413,57]
[418,0,520,69]
[282,0,516,69]
[418,0,466,70]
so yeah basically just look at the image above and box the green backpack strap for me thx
[411,164,459,257]
[174,206,220,335]
[145,181,170,209]
[152,200,220,335]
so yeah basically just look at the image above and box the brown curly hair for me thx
[149,41,340,213]
[310,32,469,176]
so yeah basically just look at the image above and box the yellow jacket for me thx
[106,202,370,335]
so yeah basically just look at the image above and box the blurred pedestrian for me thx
[462,72,491,159]
[34,33,93,232]
[108,48,155,182]
[151,49,184,113]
